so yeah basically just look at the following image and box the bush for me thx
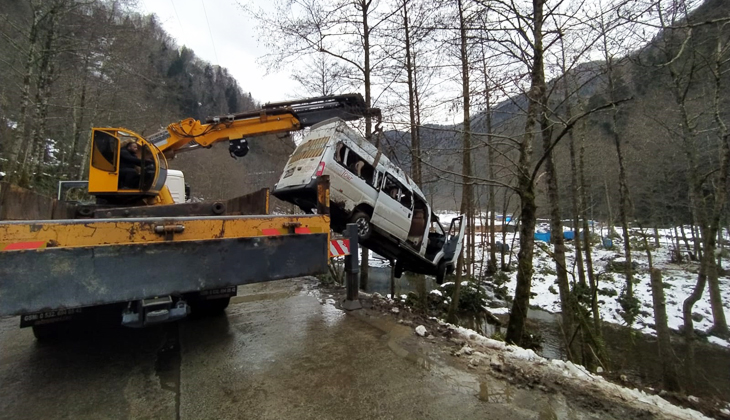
[618,289,641,325]
[598,287,618,297]
[493,270,510,286]
[606,259,639,274]
[439,281,489,314]
[491,330,506,342]
[537,264,557,276]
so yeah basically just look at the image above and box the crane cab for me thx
[88,128,169,205]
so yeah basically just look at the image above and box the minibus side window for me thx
[340,144,377,187]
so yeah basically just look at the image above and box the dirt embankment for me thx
[322,282,724,420]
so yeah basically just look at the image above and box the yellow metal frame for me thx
[0,214,330,250]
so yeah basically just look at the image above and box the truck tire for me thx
[436,262,449,285]
[350,211,372,240]
[32,323,63,341]
[191,297,231,316]
[394,260,404,278]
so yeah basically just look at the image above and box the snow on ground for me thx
[361,206,730,348]
[442,321,711,420]
[476,224,730,348]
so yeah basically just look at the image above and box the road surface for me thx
[0,278,641,419]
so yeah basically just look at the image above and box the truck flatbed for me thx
[0,213,330,317]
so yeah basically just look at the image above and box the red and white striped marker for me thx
[329,239,350,258]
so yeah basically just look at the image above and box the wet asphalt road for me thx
[0,279,620,420]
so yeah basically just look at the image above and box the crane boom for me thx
[151,93,380,156]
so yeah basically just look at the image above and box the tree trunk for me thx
[540,102,572,340]
[403,0,420,187]
[649,268,681,391]
[30,8,59,183]
[580,130,601,335]
[457,0,472,281]
[482,54,497,275]
[506,0,544,346]
[359,0,372,290]
[506,184,537,345]
[7,7,42,182]
[570,129,587,287]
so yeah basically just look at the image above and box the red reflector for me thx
[3,241,46,251]
[295,227,312,234]
[261,228,280,236]
[315,161,326,176]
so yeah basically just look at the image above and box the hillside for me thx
[0,1,295,200]
[386,0,730,222]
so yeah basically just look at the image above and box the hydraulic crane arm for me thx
[149,93,381,158]
[87,93,380,204]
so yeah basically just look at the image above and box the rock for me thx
[548,285,558,295]
[596,366,604,374]
[620,374,628,382]
[454,345,474,357]
[415,325,428,337]
[427,334,435,340]
[391,307,400,314]
[691,313,704,322]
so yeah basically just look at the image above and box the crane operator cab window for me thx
[91,131,119,173]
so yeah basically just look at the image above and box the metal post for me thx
[342,223,362,310]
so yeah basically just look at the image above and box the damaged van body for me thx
[272,118,466,283]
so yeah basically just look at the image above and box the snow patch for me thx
[415,325,428,337]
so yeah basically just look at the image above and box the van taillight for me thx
[315,162,326,176]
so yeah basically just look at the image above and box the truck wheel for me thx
[351,211,372,240]
[192,297,230,316]
[32,324,63,341]
[394,260,404,278]
[436,262,449,285]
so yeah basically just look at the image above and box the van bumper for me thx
[272,178,319,211]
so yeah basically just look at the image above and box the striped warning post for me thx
[329,239,350,258]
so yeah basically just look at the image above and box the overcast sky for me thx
[137,0,299,104]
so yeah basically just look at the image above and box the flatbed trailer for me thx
[0,180,332,336]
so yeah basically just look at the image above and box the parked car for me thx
[272,118,466,283]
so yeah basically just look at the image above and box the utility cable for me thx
[201,0,220,65]
[169,0,188,47]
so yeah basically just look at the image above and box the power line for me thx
[201,0,220,65]
[169,0,188,47]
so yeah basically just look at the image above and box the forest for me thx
[247,0,730,400]
[0,0,294,201]
[1,0,730,407]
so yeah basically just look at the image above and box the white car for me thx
[272,118,466,283]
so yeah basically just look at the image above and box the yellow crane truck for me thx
[0,94,379,339]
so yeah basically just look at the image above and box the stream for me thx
[363,266,730,401]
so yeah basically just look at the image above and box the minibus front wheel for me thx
[351,211,372,240]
